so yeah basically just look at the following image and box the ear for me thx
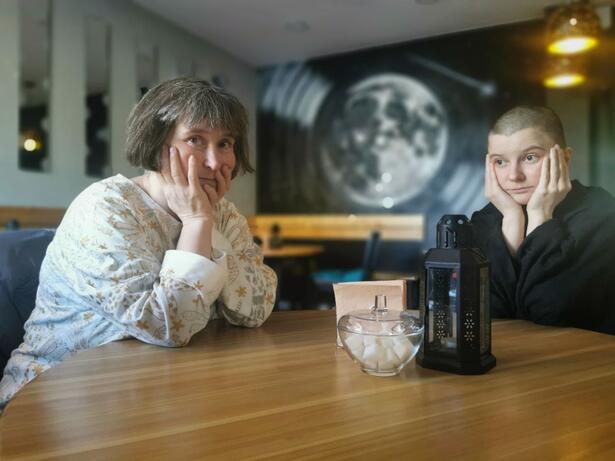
[564,147,573,163]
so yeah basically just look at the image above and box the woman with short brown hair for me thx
[1,78,277,411]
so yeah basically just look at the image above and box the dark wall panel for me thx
[258,21,545,259]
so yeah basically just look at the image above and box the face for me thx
[487,128,570,205]
[165,120,237,191]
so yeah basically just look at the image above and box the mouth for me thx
[507,187,533,194]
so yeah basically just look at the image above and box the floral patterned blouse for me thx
[0,174,277,410]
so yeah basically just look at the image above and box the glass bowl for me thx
[337,307,424,376]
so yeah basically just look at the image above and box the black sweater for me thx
[471,180,615,335]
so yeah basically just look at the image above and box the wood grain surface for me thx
[2,310,615,460]
[0,206,65,229]
[248,214,424,241]
[261,244,324,259]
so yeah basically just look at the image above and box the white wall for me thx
[546,89,591,185]
[0,0,258,215]
[547,88,615,196]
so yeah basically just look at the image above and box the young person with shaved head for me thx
[471,105,615,334]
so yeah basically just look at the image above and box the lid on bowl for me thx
[337,295,423,336]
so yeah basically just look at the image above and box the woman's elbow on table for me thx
[128,317,206,348]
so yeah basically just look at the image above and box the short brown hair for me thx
[491,105,566,147]
[126,77,254,176]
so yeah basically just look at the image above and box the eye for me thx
[494,159,506,167]
[525,153,539,163]
[187,136,202,146]
[219,139,235,150]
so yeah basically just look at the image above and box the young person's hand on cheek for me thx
[526,145,572,235]
[485,155,525,216]
[485,155,525,255]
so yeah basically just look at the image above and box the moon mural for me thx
[320,73,448,208]
[257,22,546,273]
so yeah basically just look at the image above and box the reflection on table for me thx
[2,311,615,460]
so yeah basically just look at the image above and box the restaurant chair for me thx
[311,231,381,307]
[0,229,54,377]
[5,219,20,231]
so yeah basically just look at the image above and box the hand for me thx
[485,155,525,255]
[211,164,232,204]
[526,145,572,234]
[484,155,523,219]
[156,146,215,224]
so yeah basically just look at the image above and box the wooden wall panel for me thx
[0,206,65,229]
[248,214,424,241]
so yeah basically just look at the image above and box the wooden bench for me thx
[247,214,424,242]
[0,206,66,229]
[248,213,426,275]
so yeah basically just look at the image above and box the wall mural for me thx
[258,22,545,257]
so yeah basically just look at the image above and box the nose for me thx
[203,146,222,171]
[507,162,525,182]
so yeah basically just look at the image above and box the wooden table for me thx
[2,311,615,460]
[261,244,324,259]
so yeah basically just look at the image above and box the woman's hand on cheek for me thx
[213,165,232,201]
[197,166,231,221]
[159,146,215,225]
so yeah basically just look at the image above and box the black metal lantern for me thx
[417,215,496,374]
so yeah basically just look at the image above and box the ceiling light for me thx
[21,130,43,151]
[543,56,586,88]
[544,73,586,88]
[546,1,600,55]
[23,138,38,152]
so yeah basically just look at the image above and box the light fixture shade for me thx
[544,56,586,88]
[546,1,600,55]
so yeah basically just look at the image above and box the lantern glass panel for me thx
[427,267,458,353]
[480,266,489,354]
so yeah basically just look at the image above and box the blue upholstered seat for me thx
[312,231,381,285]
[0,229,55,377]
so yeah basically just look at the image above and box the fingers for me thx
[159,145,172,183]
[549,146,560,187]
[169,146,187,186]
[187,155,199,191]
[224,165,233,189]
[489,159,506,194]
[484,156,491,197]
[214,166,231,198]
[203,184,218,205]
[538,150,550,191]
[485,156,505,200]
[215,170,225,197]
[558,148,572,192]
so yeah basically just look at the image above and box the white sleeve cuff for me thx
[161,249,228,297]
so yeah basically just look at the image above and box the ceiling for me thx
[133,0,565,67]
